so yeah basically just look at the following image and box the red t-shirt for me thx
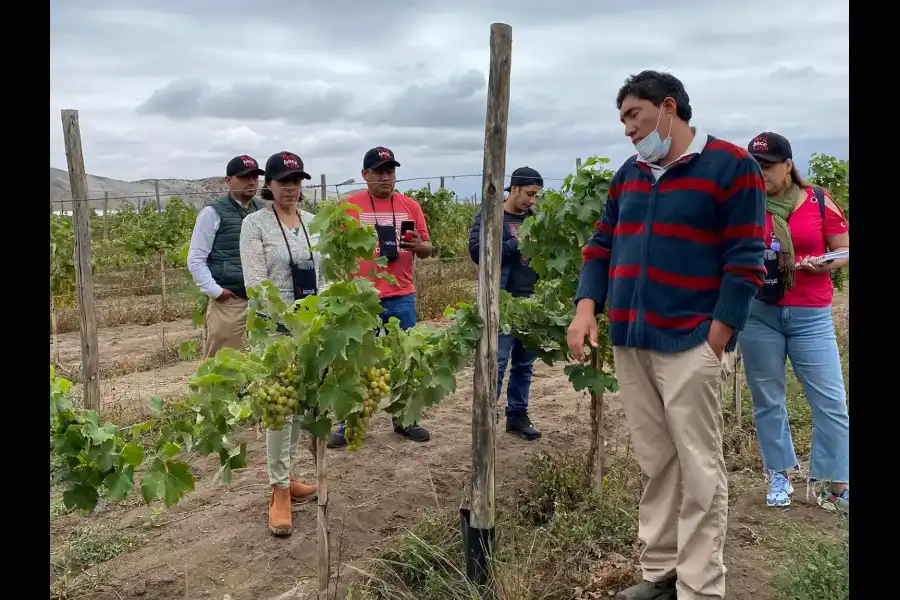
[344,190,430,299]
[764,187,848,307]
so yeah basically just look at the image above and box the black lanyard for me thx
[368,192,397,230]
[272,207,312,265]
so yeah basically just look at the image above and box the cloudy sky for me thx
[50,0,849,197]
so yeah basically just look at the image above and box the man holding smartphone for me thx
[328,146,433,448]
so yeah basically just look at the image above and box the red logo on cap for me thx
[751,137,769,152]
[377,148,391,160]
[282,153,300,169]
[240,156,256,167]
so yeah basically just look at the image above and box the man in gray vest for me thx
[187,155,266,359]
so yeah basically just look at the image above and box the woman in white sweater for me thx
[239,151,325,537]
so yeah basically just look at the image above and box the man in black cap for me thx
[468,166,543,441]
[328,146,434,448]
[187,155,266,359]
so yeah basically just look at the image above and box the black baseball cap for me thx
[504,166,544,192]
[363,146,401,171]
[748,132,793,164]
[264,151,312,181]
[226,155,264,177]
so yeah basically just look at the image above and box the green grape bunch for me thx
[345,366,392,451]
[252,362,301,431]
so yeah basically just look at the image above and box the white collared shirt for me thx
[640,127,708,181]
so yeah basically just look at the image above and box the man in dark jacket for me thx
[468,166,543,440]
[187,155,266,359]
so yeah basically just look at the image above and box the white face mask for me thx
[634,106,674,163]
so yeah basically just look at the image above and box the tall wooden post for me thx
[316,438,329,600]
[320,174,327,204]
[462,22,512,595]
[440,175,445,189]
[154,180,162,213]
[61,109,101,412]
[578,156,606,493]
[102,191,109,240]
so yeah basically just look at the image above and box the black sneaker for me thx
[506,413,542,441]
[617,576,677,600]
[392,418,431,443]
[326,424,347,449]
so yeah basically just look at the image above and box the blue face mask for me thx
[634,106,674,164]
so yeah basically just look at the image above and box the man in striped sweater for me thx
[567,71,766,600]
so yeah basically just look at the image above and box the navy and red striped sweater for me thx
[575,135,767,353]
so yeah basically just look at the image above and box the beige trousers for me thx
[267,417,306,487]
[613,342,728,600]
[203,296,248,359]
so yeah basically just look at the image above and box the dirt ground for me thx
[51,319,198,372]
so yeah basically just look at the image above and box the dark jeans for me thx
[497,333,536,417]
[378,293,417,332]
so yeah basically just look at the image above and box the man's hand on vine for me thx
[567,300,598,362]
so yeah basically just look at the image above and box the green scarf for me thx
[766,184,800,289]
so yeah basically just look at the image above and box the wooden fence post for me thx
[440,175,445,189]
[154,180,162,213]
[577,156,606,493]
[102,192,109,240]
[462,22,512,595]
[320,174,327,205]
[316,438,329,600]
[61,109,101,412]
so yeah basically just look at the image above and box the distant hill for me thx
[49,167,344,214]
[50,167,227,213]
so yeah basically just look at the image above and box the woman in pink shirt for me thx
[741,132,849,513]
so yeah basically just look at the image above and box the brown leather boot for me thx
[289,475,317,503]
[268,486,292,537]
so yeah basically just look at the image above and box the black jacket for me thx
[468,209,539,298]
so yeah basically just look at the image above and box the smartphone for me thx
[400,220,416,248]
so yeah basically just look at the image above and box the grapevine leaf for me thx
[79,411,116,445]
[318,375,363,420]
[148,396,165,417]
[300,412,333,439]
[141,459,195,507]
[194,430,224,455]
[215,443,248,485]
[227,400,253,423]
[63,484,100,512]
[191,372,231,387]
[158,442,181,459]
[127,420,156,439]
[564,364,619,394]
[88,438,117,473]
[433,365,456,393]
[119,443,144,467]
[104,466,135,501]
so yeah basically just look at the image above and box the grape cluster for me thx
[253,363,301,431]
[345,367,391,452]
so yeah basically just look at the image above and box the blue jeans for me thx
[497,334,537,417]
[739,300,849,483]
[378,293,417,332]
